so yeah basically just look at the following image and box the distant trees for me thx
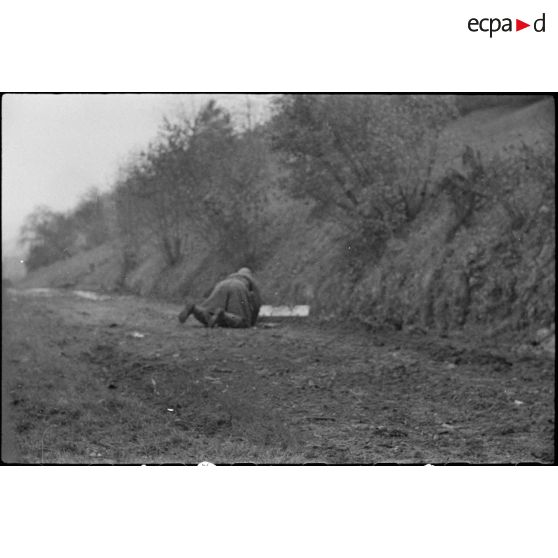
[271,94,458,250]
[19,207,74,271]
[201,122,274,269]
[72,187,113,248]
[21,95,465,274]
[20,99,278,274]
[114,100,275,269]
[19,189,112,272]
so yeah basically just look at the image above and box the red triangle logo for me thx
[516,19,530,31]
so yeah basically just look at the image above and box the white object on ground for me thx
[73,290,111,301]
[259,304,310,317]
[129,331,145,338]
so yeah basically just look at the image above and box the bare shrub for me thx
[441,142,555,242]
[272,94,459,260]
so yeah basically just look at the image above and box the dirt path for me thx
[3,288,554,463]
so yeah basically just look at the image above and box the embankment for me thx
[19,97,555,338]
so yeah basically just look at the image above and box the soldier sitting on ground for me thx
[178,267,262,328]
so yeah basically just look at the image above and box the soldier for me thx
[178,267,262,328]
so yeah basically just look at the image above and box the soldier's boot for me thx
[190,305,213,327]
[178,300,194,323]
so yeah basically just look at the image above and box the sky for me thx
[1,94,273,256]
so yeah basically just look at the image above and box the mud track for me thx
[3,289,554,463]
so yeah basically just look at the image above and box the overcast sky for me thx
[2,94,273,255]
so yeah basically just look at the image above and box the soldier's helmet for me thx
[237,267,253,277]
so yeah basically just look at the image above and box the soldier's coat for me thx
[199,272,262,326]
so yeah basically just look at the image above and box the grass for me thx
[3,293,311,464]
[3,289,554,465]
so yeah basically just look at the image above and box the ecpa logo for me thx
[468,13,546,37]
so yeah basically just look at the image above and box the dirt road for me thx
[2,288,554,463]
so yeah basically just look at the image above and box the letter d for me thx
[534,13,545,32]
